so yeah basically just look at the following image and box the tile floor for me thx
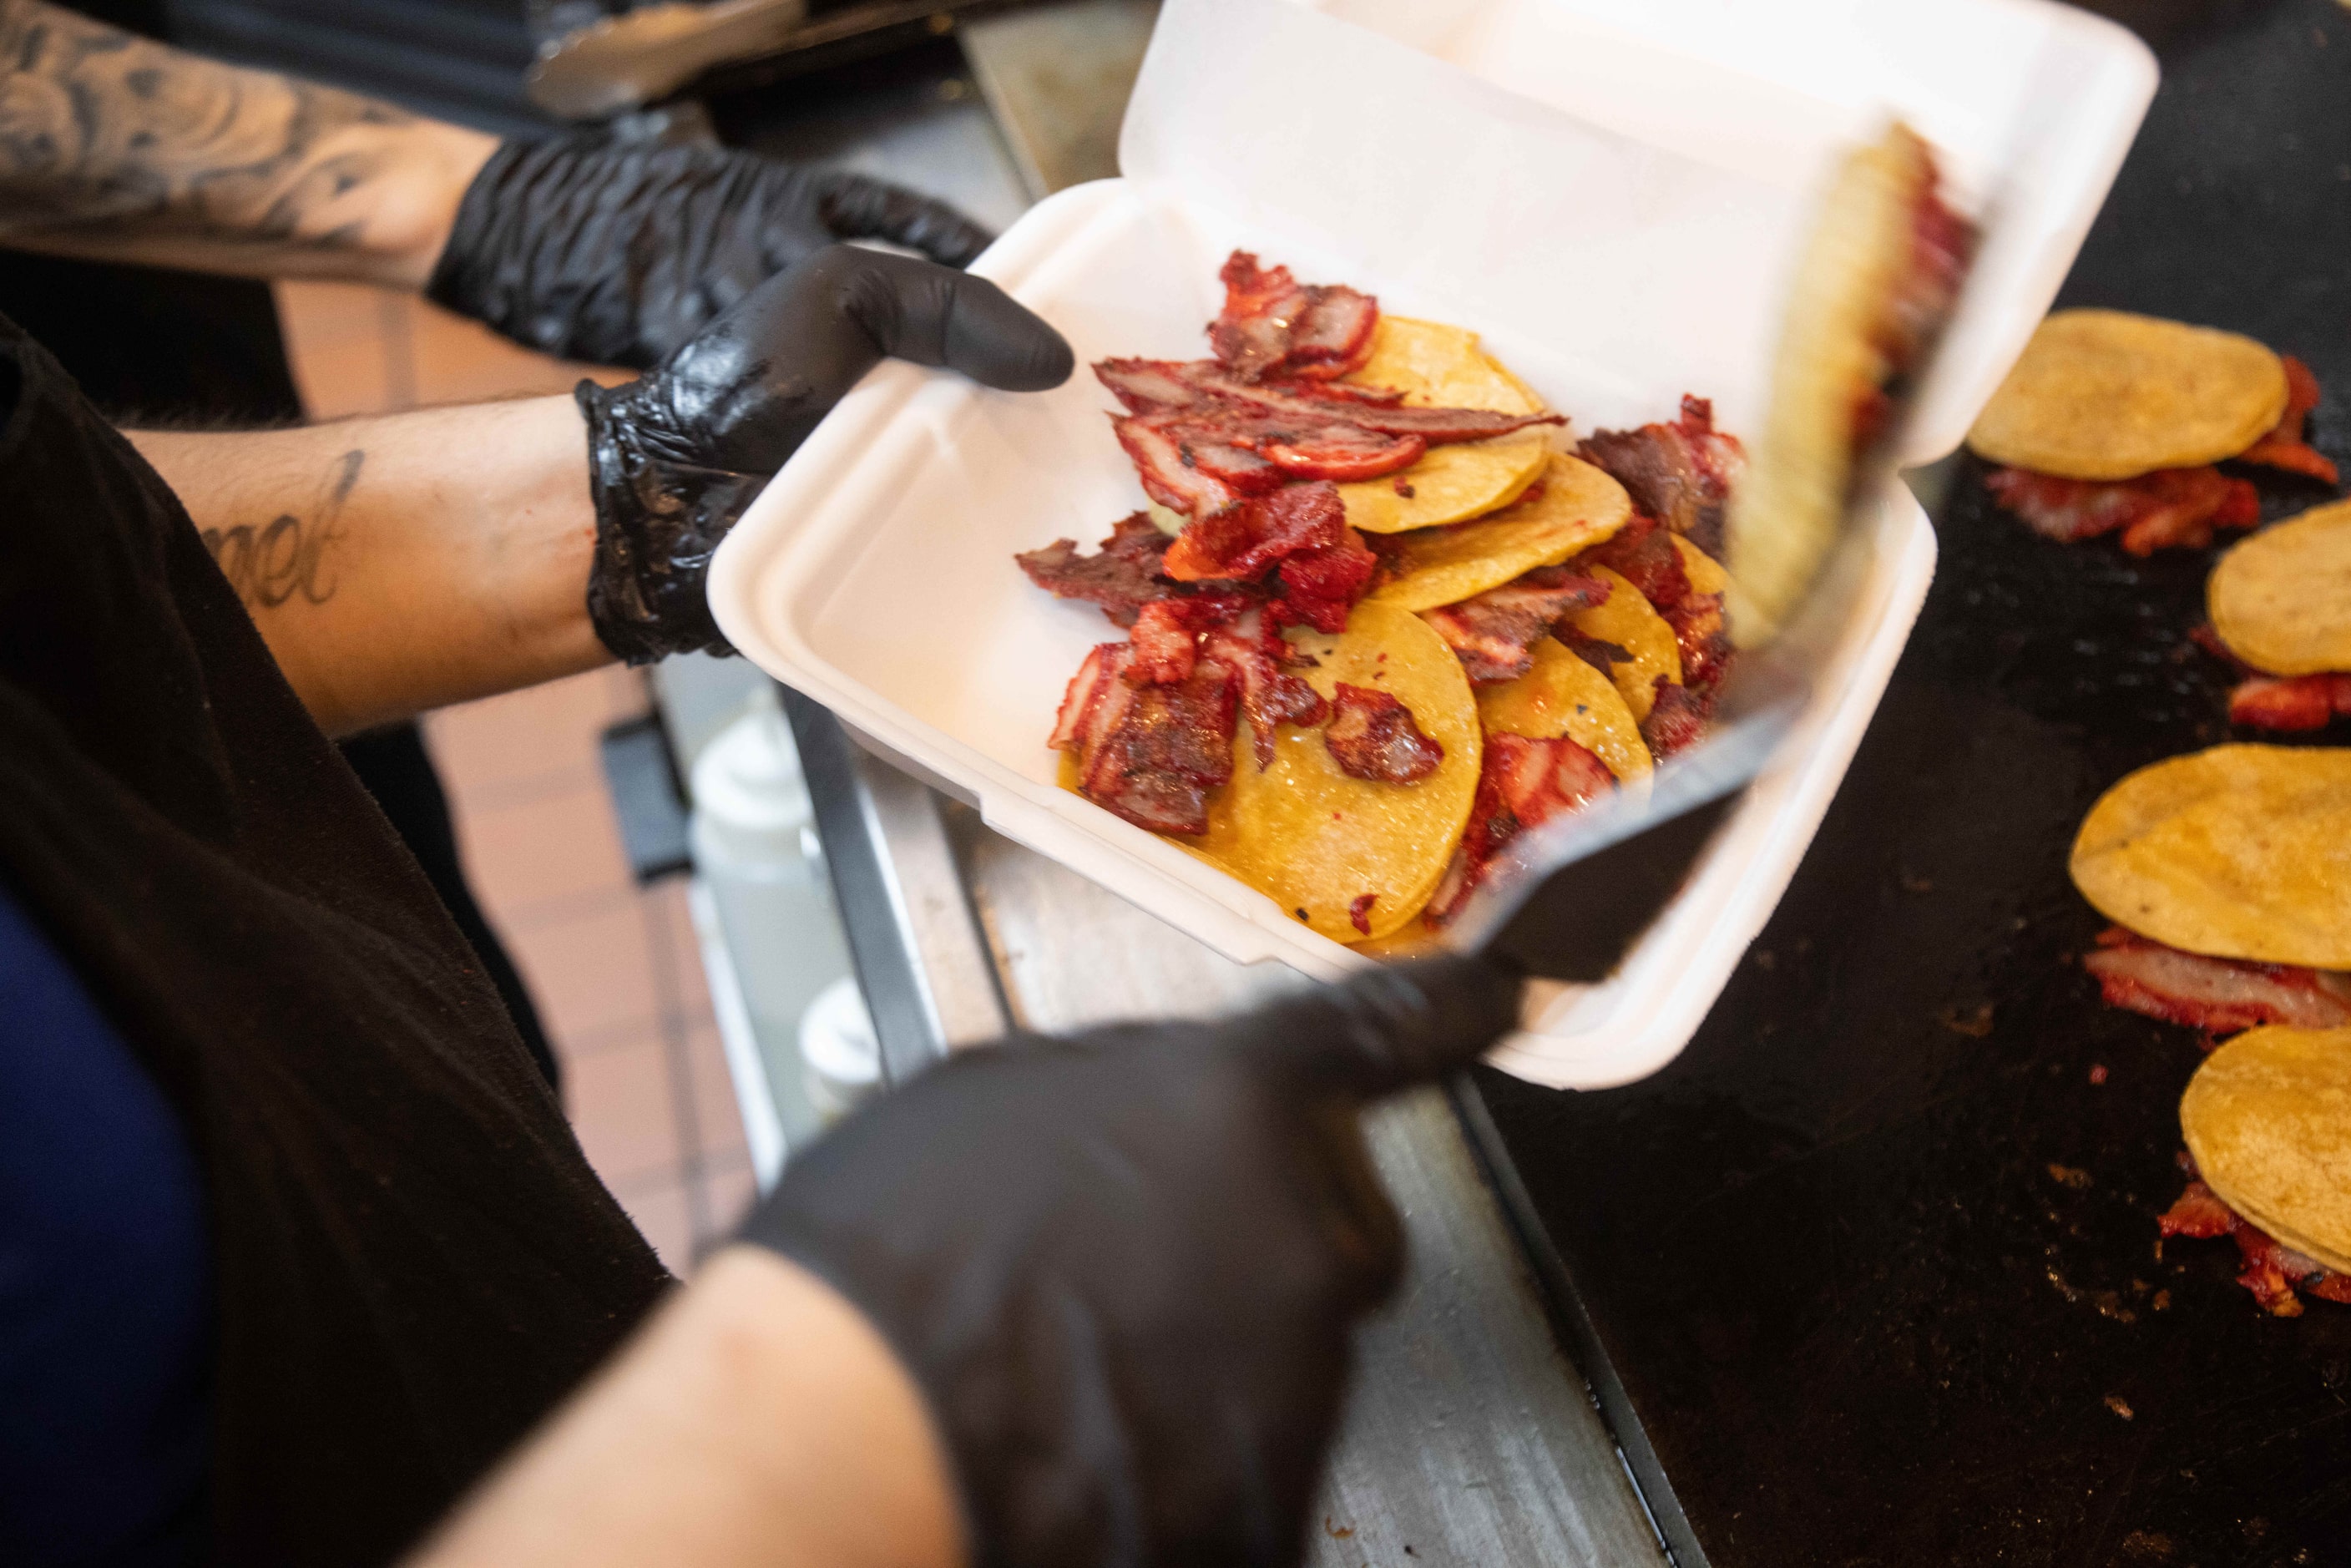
[276,281,754,1272]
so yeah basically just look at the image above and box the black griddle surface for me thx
[1464,4,2351,1564]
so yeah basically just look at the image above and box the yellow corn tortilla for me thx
[1368,454,1631,612]
[2182,1024,2351,1274]
[1347,316,1544,415]
[1338,435,1553,534]
[2069,744,2351,969]
[2208,498,2351,676]
[1569,565,1681,721]
[1476,637,1652,787]
[1185,600,1480,943]
[1967,309,2288,480]
[1337,316,1554,534]
[1671,534,1732,596]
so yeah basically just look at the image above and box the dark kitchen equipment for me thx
[1459,3,2351,1563]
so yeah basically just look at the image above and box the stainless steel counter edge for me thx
[780,684,1004,1081]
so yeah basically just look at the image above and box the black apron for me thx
[0,316,671,1564]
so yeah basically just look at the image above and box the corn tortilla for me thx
[1568,566,1681,721]
[1967,309,2288,481]
[1337,316,1554,534]
[1476,637,1652,788]
[2208,499,2351,676]
[2069,744,2351,969]
[1184,601,1480,944]
[1369,454,1631,612]
[1671,534,1732,597]
[2181,1024,2351,1274]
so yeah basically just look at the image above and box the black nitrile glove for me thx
[577,245,1073,663]
[427,135,998,369]
[740,956,1523,1568]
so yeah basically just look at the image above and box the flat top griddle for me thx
[1463,3,2351,1563]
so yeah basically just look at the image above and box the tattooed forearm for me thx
[0,0,489,278]
[201,448,360,609]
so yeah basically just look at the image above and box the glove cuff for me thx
[575,378,753,665]
[427,140,558,353]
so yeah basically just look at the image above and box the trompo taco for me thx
[2070,745,2351,1036]
[1968,310,2337,556]
[2199,498,2351,732]
[2158,1025,2351,1316]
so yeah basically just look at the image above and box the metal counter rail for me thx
[781,687,1670,1567]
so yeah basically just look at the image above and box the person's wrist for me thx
[374,121,501,293]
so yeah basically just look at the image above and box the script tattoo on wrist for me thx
[202,449,361,609]
[0,0,415,254]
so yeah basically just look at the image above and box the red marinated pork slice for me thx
[1983,465,2260,555]
[1207,251,1380,382]
[2227,673,2351,732]
[1162,481,1350,582]
[1268,527,1378,634]
[1641,680,1712,757]
[1574,513,1692,615]
[1016,513,1178,626]
[1422,733,1615,926]
[1100,356,1564,444]
[2157,1181,2237,1240]
[1123,593,1251,685]
[2081,927,2351,1036]
[2156,1175,2351,1316]
[1200,620,1327,767]
[1575,396,1746,554]
[2234,356,2338,483]
[1322,683,1443,783]
[1049,642,1238,835]
[1420,568,1612,684]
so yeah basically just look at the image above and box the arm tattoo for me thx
[0,0,415,253]
[202,448,361,609]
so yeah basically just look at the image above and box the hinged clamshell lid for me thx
[1118,0,2156,467]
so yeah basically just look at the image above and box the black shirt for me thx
[0,316,670,1566]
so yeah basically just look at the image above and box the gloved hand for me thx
[739,955,1523,1568]
[577,244,1073,663]
[427,135,998,369]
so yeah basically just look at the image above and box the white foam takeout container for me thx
[709,0,2155,1088]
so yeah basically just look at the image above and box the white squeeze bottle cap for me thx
[689,685,811,871]
[799,975,880,1123]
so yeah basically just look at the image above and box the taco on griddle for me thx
[1968,310,2336,556]
[2202,498,2351,732]
[2158,1024,2351,1316]
[2070,744,2351,1039]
